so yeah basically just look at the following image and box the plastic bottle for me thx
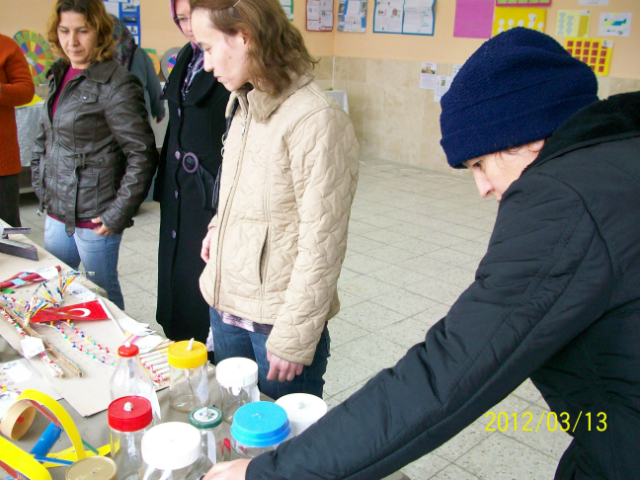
[189,406,223,469]
[110,343,157,417]
[215,357,260,424]
[230,402,291,459]
[167,339,209,412]
[140,422,209,480]
[108,396,153,480]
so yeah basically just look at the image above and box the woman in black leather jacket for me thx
[31,0,158,310]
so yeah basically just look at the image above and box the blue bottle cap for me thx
[230,402,291,448]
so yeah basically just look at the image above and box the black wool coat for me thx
[248,92,640,480]
[154,43,230,343]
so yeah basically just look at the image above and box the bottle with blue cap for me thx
[230,402,292,459]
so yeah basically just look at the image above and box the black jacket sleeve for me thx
[30,114,47,203]
[248,173,614,480]
[101,73,159,233]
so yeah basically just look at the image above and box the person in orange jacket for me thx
[0,33,35,227]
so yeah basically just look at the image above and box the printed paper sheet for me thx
[374,0,405,33]
[338,0,368,33]
[454,0,494,39]
[556,10,591,38]
[402,0,435,36]
[419,62,437,89]
[493,7,546,37]
[599,12,632,37]
[307,0,334,31]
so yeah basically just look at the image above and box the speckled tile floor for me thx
[18,157,571,479]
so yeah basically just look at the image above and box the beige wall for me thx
[332,0,640,80]
[2,0,638,172]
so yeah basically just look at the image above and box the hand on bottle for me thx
[203,459,250,480]
[266,351,304,382]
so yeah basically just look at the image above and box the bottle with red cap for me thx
[108,396,153,480]
[110,343,156,411]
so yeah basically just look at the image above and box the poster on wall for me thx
[402,0,435,36]
[373,0,405,34]
[338,0,368,33]
[579,0,608,6]
[103,0,141,45]
[453,0,494,39]
[419,62,437,89]
[564,37,613,76]
[493,7,545,37]
[280,0,294,21]
[556,10,591,37]
[307,0,334,31]
[599,12,632,37]
[434,75,452,102]
[495,0,551,5]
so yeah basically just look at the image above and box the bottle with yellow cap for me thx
[168,339,209,412]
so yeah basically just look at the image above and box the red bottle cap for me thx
[108,396,153,432]
[117,343,139,358]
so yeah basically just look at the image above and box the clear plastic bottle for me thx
[140,422,209,480]
[108,396,153,480]
[110,343,156,413]
[189,406,223,469]
[230,402,291,459]
[168,340,209,412]
[215,357,260,424]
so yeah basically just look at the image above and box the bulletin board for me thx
[103,0,142,45]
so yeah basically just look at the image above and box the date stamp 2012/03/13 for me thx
[485,411,607,433]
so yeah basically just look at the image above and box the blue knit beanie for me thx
[440,27,599,169]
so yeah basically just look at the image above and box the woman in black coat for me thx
[154,0,229,343]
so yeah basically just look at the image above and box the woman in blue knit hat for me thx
[204,28,640,480]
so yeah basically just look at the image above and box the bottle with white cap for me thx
[275,393,328,437]
[139,422,208,480]
[215,357,260,424]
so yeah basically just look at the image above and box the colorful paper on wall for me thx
[103,0,141,45]
[495,0,551,6]
[374,0,405,33]
[452,64,463,78]
[556,10,591,37]
[579,0,608,6]
[564,37,613,76]
[338,0,368,33]
[599,12,632,37]
[493,7,546,37]
[454,0,494,39]
[307,0,334,31]
[434,76,453,102]
[13,30,54,85]
[280,0,294,21]
[419,62,437,89]
[402,0,435,36]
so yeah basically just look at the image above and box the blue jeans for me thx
[209,308,330,400]
[44,216,125,310]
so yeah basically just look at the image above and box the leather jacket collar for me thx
[50,58,119,85]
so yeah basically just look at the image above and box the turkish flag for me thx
[30,300,110,323]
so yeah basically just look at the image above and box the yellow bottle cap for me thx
[66,457,117,480]
[167,340,207,370]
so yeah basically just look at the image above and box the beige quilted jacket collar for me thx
[227,72,315,123]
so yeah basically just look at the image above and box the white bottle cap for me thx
[275,393,327,437]
[141,422,201,470]
[215,357,259,388]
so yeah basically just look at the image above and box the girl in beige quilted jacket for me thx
[191,0,359,404]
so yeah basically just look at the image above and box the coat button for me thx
[175,190,179,199]
[178,108,181,117]
[172,230,176,239]
[175,151,181,160]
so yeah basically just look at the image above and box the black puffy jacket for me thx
[31,59,158,235]
[248,92,640,480]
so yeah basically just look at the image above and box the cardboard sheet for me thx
[0,227,168,417]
